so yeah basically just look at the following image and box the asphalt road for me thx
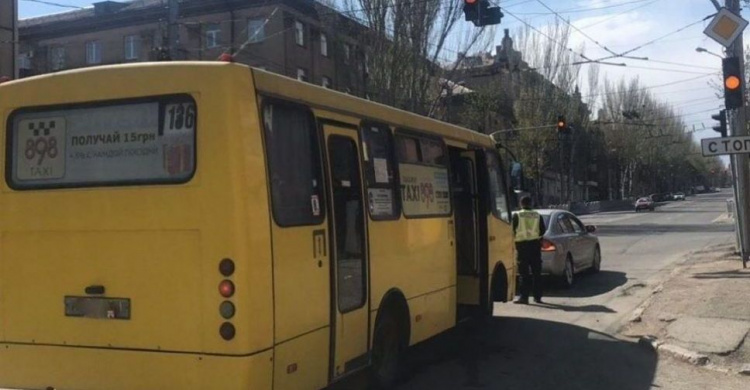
[499,189,736,335]
[392,190,736,390]
[331,190,735,390]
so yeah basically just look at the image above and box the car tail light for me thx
[541,239,556,252]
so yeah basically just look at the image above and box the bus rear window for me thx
[6,95,196,189]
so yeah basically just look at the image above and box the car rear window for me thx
[542,215,550,232]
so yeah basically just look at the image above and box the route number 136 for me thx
[164,103,196,133]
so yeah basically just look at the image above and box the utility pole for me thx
[168,0,180,60]
[726,0,750,267]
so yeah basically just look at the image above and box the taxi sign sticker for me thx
[15,117,67,181]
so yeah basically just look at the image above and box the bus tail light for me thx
[220,301,235,319]
[219,258,235,277]
[219,280,235,298]
[220,322,236,340]
[541,239,556,252]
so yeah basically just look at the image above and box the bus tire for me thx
[371,294,409,389]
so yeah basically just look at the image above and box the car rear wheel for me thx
[590,247,601,274]
[560,256,575,288]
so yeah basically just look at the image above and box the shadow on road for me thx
[544,270,627,298]
[650,209,722,214]
[693,270,750,279]
[535,302,616,313]
[595,224,734,236]
[395,317,657,390]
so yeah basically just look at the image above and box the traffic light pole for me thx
[727,0,749,267]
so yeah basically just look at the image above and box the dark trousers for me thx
[516,240,543,300]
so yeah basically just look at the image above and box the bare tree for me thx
[341,0,488,114]
[511,21,586,205]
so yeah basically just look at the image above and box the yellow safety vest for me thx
[515,210,541,242]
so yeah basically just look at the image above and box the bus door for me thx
[322,123,370,379]
[451,148,489,319]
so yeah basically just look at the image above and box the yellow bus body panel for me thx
[0,343,273,390]
[0,63,275,388]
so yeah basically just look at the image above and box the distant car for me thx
[514,210,602,288]
[635,197,655,212]
[673,192,685,201]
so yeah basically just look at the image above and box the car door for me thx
[553,213,575,260]
[569,214,596,267]
[560,213,586,269]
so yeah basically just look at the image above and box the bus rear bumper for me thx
[0,343,273,390]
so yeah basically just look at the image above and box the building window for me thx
[50,46,65,70]
[18,53,32,70]
[320,33,328,57]
[124,35,140,60]
[86,41,102,65]
[297,68,308,82]
[343,43,351,64]
[247,18,265,43]
[295,21,305,46]
[206,23,221,49]
[321,76,331,88]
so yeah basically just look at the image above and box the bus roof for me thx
[2,61,495,148]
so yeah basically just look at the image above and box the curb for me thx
[638,336,709,366]
[637,335,750,375]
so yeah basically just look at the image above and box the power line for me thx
[604,16,712,60]
[535,0,625,58]
[502,8,594,64]
[579,0,663,29]
[513,0,654,16]
[20,0,84,9]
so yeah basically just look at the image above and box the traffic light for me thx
[712,109,727,137]
[722,57,743,110]
[556,115,568,133]
[463,0,503,26]
[463,0,479,21]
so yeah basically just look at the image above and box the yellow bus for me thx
[0,62,516,390]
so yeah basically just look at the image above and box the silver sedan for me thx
[537,209,602,288]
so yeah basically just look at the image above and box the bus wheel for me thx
[371,310,405,388]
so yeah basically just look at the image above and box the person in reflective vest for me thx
[512,196,546,304]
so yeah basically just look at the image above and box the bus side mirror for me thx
[510,162,525,192]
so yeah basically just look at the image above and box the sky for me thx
[17,0,739,151]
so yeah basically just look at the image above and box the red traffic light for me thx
[465,0,478,3]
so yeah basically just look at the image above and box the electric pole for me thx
[168,0,180,60]
[727,0,750,267]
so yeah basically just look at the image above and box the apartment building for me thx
[0,0,16,79]
[18,0,368,95]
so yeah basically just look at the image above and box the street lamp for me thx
[696,47,724,59]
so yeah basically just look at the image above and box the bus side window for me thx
[395,132,451,218]
[361,122,400,220]
[262,101,325,226]
[486,152,510,222]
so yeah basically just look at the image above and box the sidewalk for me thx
[620,243,750,377]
